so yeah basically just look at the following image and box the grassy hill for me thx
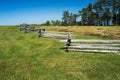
[0,26,120,80]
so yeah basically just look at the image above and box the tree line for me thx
[41,0,120,26]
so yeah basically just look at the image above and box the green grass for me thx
[0,26,120,80]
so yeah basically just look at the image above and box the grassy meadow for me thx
[0,26,120,80]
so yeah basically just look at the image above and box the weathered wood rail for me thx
[19,24,38,33]
[19,23,30,31]
[24,27,38,33]
[60,39,120,54]
[60,39,120,43]
[38,29,74,39]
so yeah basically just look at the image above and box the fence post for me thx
[30,26,35,31]
[25,27,27,33]
[38,29,45,38]
[65,38,71,52]
[25,27,30,33]
[38,29,42,37]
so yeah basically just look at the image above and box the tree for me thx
[58,0,120,26]
[62,11,70,26]
[40,20,51,26]
[111,0,120,25]
[87,4,94,25]
[69,13,78,26]
[51,20,61,26]
[80,8,88,26]
[46,20,50,26]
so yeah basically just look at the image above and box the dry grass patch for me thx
[46,26,120,39]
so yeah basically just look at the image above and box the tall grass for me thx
[46,26,120,39]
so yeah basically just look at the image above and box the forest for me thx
[41,0,120,26]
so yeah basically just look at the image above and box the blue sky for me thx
[0,0,97,25]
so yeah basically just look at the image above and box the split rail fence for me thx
[38,29,74,39]
[60,39,120,54]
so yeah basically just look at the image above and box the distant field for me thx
[0,26,120,80]
[46,26,120,40]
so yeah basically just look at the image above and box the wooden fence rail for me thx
[60,39,120,54]
[38,29,74,39]
[60,39,120,43]
[19,24,38,33]
[24,27,38,33]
